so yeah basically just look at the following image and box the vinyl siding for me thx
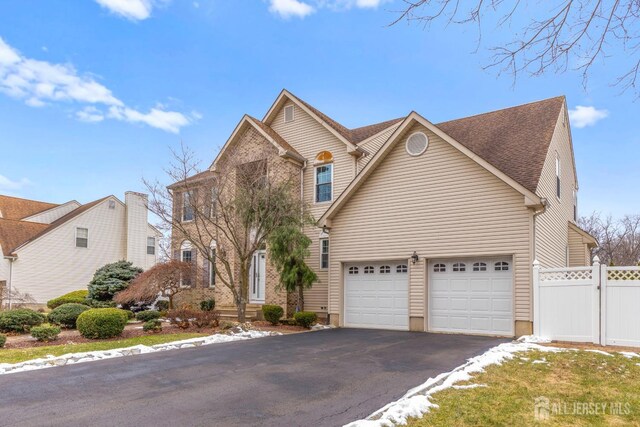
[568,225,590,267]
[357,125,400,173]
[328,123,533,322]
[534,105,579,267]
[11,199,128,303]
[271,102,357,313]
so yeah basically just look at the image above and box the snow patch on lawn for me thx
[343,340,564,427]
[0,330,277,376]
[585,349,613,357]
[621,351,640,359]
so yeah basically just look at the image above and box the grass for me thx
[0,333,207,365]
[407,349,640,426]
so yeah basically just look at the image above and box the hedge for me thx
[46,290,89,309]
[136,310,161,322]
[30,324,61,342]
[76,308,129,339]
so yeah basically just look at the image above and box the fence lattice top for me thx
[608,268,640,281]
[539,268,592,282]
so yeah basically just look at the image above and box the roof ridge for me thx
[437,96,565,126]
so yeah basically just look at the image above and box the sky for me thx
[0,0,638,218]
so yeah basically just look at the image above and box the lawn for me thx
[407,349,640,426]
[0,333,207,364]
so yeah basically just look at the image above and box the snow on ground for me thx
[0,330,277,376]
[343,339,564,427]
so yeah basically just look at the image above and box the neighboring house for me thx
[0,192,161,305]
[170,90,596,337]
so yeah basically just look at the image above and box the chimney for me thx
[125,191,149,269]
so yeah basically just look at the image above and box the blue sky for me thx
[0,0,637,217]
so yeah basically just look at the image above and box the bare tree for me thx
[579,212,640,265]
[144,143,305,322]
[114,260,195,309]
[393,1,640,96]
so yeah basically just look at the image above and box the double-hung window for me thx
[75,227,88,248]
[315,164,332,203]
[182,191,195,222]
[320,239,329,269]
[147,237,156,255]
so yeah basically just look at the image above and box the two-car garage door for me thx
[344,257,514,336]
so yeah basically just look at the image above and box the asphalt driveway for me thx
[0,329,507,427]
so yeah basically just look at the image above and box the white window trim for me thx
[147,237,156,255]
[405,131,429,157]
[75,227,88,249]
[284,105,295,123]
[320,238,329,270]
[314,163,334,204]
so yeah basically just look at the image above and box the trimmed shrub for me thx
[47,290,89,309]
[30,324,61,342]
[294,311,317,329]
[262,305,284,325]
[76,308,129,339]
[87,299,117,308]
[48,303,90,328]
[155,300,169,311]
[143,319,162,332]
[125,310,135,320]
[0,334,6,348]
[200,299,216,312]
[136,310,161,322]
[0,308,46,333]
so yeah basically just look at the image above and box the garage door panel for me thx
[429,258,514,336]
[344,261,409,331]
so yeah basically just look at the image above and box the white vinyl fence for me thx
[533,257,640,347]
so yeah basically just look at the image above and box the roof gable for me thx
[2,196,111,255]
[321,110,549,225]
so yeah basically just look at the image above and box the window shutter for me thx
[202,256,210,288]
[191,249,198,288]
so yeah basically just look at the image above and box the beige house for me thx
[170,90,596,336]
[0,192,160,305]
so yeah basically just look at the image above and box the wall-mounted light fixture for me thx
[411,251,419,264]
[322,225,329,235]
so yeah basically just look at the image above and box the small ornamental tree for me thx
[114,260,194,310]
[87,260,143,303]
[267,224,318,312]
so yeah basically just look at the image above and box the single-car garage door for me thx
[429,258,513,336]
[344,261,409,330]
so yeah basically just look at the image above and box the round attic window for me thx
[406,132,429,156]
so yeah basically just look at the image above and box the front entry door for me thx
[250,250,266,304]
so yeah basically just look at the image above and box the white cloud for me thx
[108,105,194,134]
[76,106,105,123]
[354,0,383,7]
[0,175,31,192]
[269,0,315,19]
[95,0,153,20]
[568,105,609,128]
[0,37,196,133]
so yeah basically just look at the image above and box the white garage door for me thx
[344,261,409,330]
[429,258,514,336]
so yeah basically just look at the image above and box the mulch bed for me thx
[2,321,308,350]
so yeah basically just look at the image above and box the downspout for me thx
[4,256,16,310]
[532,198,548,263]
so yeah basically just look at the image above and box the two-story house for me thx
[170,90,596,337]
[0,192,161,305]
